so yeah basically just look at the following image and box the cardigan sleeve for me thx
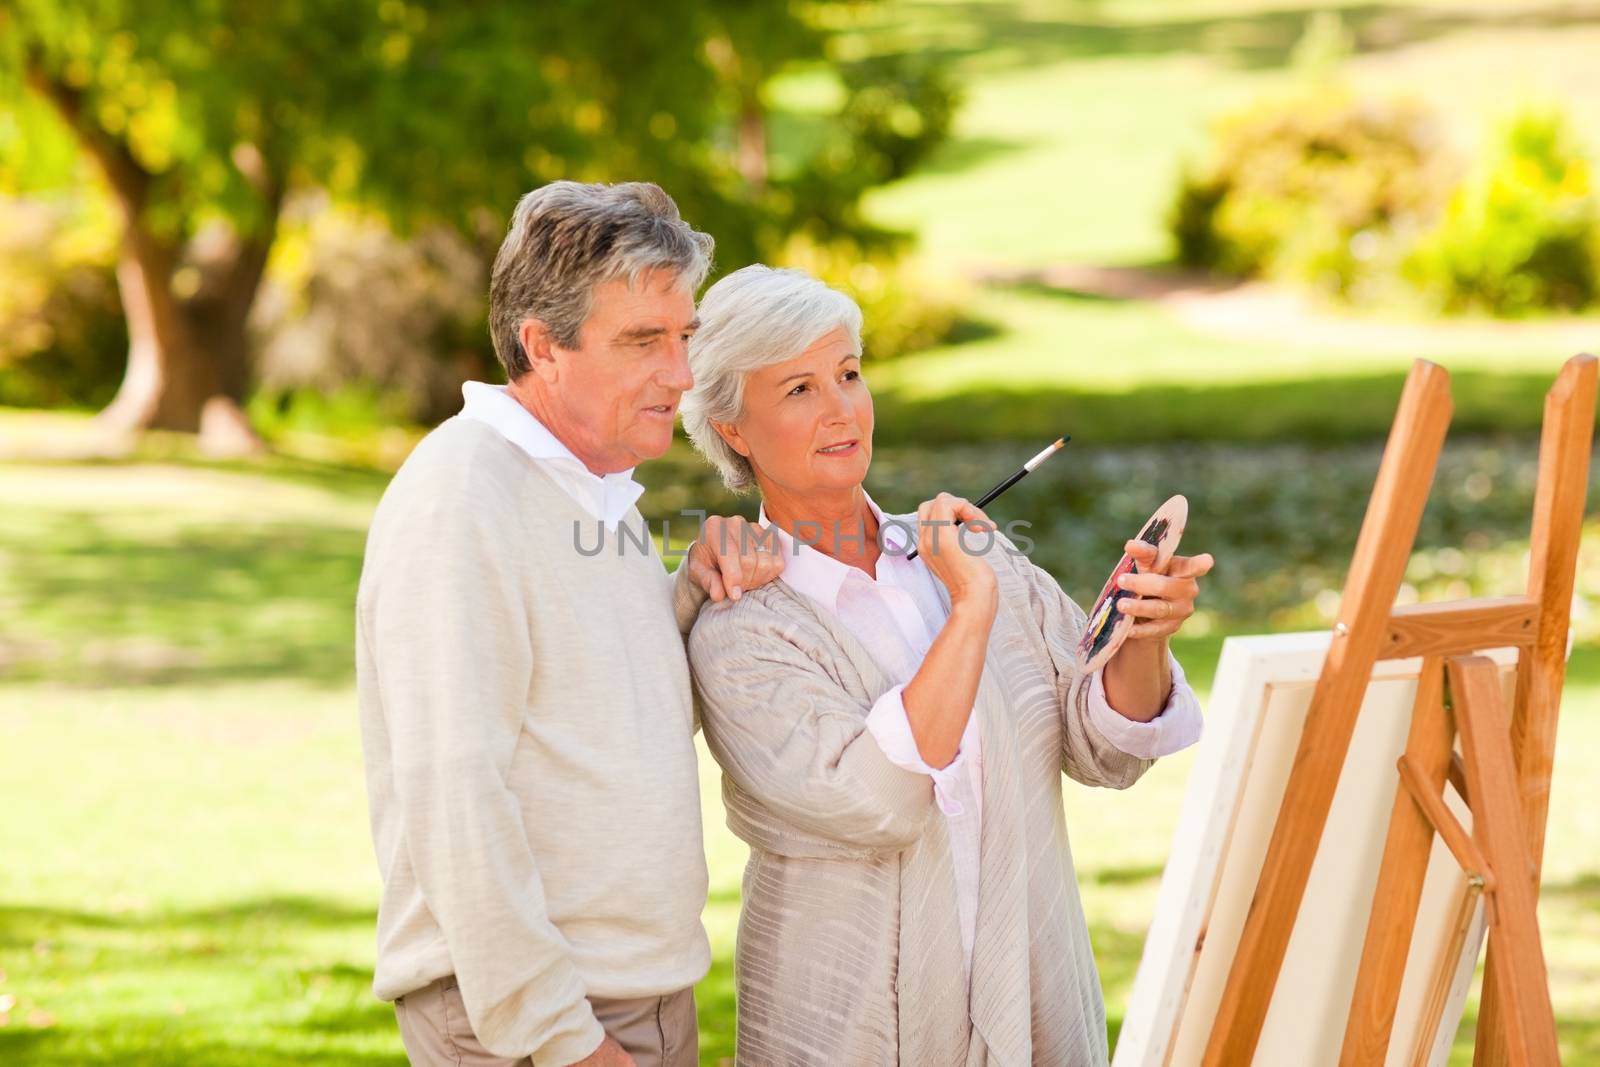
[1013,554,1155,790]
[688,595,936,854]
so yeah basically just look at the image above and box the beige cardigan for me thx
[688,528,1158,1067]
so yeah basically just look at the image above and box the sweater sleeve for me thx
[669,545,709,638]
[688,597,935,853]
[362,498,606,1064]
[665,548,709,734]
[1013,554,1154,791]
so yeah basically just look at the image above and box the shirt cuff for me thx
[1087,651,1203,759]
[864,684,970,816]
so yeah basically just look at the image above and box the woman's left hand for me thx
[1114,539,1215,643]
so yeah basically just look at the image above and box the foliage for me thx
[837,54,961,187]
[0,0,960,422]
[0,0,960,266]
[250,204,496,425]
[765,52,964,265]
[0,194,124,408]
[1406,108,1600,316]
[1169,86,1454,299]
[0,0,770,246]
[778,233,967,361]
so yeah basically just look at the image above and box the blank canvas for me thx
[1113,632,1513,1067]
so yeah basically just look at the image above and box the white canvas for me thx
[1113,632,1514,1067]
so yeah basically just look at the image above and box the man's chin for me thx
[628,429,677,464]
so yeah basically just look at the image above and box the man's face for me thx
[537,268,698,474]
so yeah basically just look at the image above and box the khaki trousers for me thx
[394,975,697,1067]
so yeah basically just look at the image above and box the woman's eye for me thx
[843,370,861,382]
[788,383,808,396]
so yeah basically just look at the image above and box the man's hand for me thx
[687,515,784,602]
[565,1034,636,1067]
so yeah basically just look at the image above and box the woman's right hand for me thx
[914,493,999,612]
[900,493,1000,768]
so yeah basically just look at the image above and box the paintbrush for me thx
[904,435,1069,561]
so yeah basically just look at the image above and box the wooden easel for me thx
[1201,353,1597,1067]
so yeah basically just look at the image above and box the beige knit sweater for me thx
[357,418,710,1063]
[688,526,1158,1067]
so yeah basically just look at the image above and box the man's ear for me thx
[710,419,751,459]
[518,319,560,383]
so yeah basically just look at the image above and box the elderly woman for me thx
[680,266,1213,1066]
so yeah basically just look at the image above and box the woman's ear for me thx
[710,419,751,458]
[519,319,559,383]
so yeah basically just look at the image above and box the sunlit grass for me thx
[859,0,1600,270]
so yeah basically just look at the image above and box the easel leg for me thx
[1451,656,1561,1067]
[1202,360,1454,1067]
[1341,657,1452,1064]
[1478,353,1597,1067]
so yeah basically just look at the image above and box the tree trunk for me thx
[22,52,263,453]
[737,87,768,193]
[97,226,266,456]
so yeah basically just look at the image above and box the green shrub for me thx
[0,196,127,409]
[1405,108,1600,316]
[837,55,961,186]
[1170,88,1454,299]
[251,207,498,424]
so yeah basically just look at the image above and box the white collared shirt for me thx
[761,494,1202,973]
[459,381,645,530]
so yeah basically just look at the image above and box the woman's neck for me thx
[761,481,880,576]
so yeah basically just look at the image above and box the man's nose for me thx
[660,340,694,392]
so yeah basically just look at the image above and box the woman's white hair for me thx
[682,265,864,492]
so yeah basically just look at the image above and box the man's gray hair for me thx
[489,181,714,379]
[682,265,864,493]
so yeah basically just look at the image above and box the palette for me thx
[1075,495,1188,674]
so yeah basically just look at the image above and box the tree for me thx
[701,1,959,247]
[3,1,954,449]
[5,3,371,448]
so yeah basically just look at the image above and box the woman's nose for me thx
[819,382,852,424]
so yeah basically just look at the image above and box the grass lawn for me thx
[864,285,1590,446]
[2,438,1596,1065]
[803,0,1600,444]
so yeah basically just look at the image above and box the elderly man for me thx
[357,182,778,1067]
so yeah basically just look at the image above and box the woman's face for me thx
[717,326,873,500]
